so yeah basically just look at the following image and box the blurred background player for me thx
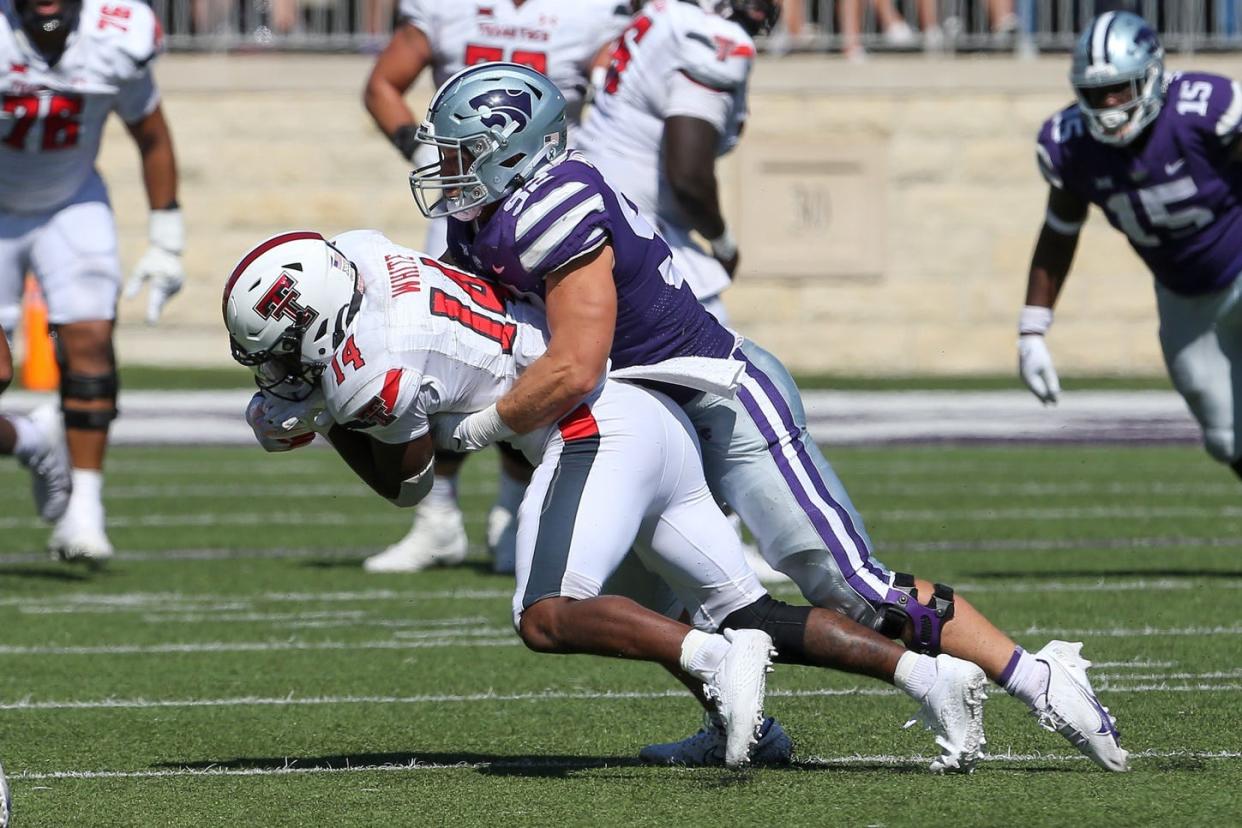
[361,0,629,574]
[1020,12,1242,479]
[0,321,70,532]
[0,0,184,562]
[578,0,786,581]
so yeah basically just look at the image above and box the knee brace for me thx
[874,573,955,655]
[722,594,812,662]
[51,330,120,430]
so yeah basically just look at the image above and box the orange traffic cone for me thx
[20,276,58,391]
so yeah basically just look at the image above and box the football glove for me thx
[1018,334,1061,405]
[246,389,330,452]
[125,209,185,325]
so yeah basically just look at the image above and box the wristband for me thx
[1019,305,1053,336]
[149,209,185,254]
[708,227,737,261]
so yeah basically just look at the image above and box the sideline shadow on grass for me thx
[963,568,1242,580]
[298,559,501,576]
[0,564,93,583]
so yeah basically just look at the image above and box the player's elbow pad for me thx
[386,455,435,508]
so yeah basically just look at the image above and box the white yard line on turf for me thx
[3,679,1240,713]
[0,624,1237,658]
[12,504,1242,534]
[8,749,1242,781]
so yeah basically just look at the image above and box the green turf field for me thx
[1,443,1239,826]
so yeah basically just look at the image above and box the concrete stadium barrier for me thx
[85,53,1233,375]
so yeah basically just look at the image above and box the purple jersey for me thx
[445,151,737,369]
[1037,71,1242,296]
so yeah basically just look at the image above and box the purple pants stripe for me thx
[734,371,887,603]
[738,353,885,582]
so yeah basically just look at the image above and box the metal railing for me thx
[145,0,1242,54]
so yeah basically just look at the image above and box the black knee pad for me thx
[722,595,812,662]
[60,370,119,431]
[1231,457,1242,482]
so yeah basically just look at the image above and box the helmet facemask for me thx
[1075,63,1163,146]
[410,129,503,221]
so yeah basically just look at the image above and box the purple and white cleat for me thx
[1032,640,1129,772]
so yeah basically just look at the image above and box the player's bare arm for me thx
[124,106,185,324]
[125,106,178,210]
[364,22,433,159]
[492,245,617,435]
[328,425,437,507]
[663,114,736,274]
[1018,186,1089,405]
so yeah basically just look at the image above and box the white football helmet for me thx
[223,231,359,399]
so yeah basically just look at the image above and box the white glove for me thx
[436,404,514,452]
[1018,334,1061,405]
[125,209,185,325]
[245,389,330,452]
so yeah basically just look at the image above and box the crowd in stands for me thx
[148,0,1242,53]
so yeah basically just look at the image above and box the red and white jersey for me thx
[577,0,753,219]
[398,0,629,126]
[0,0,162,213]
[322,229,550,447]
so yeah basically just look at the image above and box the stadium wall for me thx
[94,53,1232,375]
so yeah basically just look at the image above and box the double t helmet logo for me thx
[253,272,319,327]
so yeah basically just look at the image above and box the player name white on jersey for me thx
[322,230,549,447]
[397,0,628,126]
[0,0,161,213]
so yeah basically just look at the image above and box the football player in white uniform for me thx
[0,0,184,562]
[362,0,630,576]
[578,0,772,325]
[223,229,991,772]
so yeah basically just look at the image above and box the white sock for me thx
[679,629,730,683]
[423,473,459,509]
[893,651,938,701]
[10,414,43,463]
[495,467,526,513]
[68,468,103,512]
[1002,647,1051,709]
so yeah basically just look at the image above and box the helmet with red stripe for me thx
[223,231,359,400]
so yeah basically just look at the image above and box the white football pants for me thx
[512,379,766,632]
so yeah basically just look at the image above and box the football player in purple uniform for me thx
[1021,12,1242,479]
[410,60,1130,770]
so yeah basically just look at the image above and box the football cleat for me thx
[0,758,10,828]
[639,715,793,766]
[15,404,72,523]
[1031,640,1129,772]
[363,501,468,573]
[703,628,776,768]
[47,494,113,567]
[904,654,988,774]
[486,502,517,575]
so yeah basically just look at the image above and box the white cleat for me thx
[704,628,776,768]
[1031,641,1129,772]
[0,758,10,828]
[363,501,468,574]
[905,654,988,774]
[15,404,72,523]
[639,714,793,767]
[486,502,517,575]
[48,499,113,567]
